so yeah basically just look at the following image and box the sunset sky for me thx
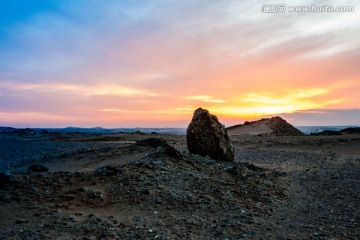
[0,0,359,128]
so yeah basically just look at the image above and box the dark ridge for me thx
[311,127,360,136]
[0,127,16,132]
[28,164,49,173]
[310,130,342,136]
[226,123,243,131]
[340,127,360,134]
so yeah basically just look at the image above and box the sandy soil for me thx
[0,132,359,239]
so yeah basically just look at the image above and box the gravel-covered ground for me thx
[0,133,165,173]
[0,136,117,173]
[0,132,359,239]
[233,134,360,239]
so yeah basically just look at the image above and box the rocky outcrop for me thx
[187,108,234,161]
[227,116,304,136]
[267,117,305,136]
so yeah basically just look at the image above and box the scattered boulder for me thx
[187,108,234,161]
[0,173,11,189]
[95,166,122,176]
[28,164,48,173]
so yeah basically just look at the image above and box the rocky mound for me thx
[227,116,304,136]
[0,139,285,239]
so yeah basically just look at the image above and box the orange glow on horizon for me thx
[0,82,354,127]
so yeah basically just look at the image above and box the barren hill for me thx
[227,116,305,136]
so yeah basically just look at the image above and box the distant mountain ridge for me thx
[309,127,360,136]
[296,126,360,134]
[2,125,360,135]
[0,127,186,135]
[0,127,16,131]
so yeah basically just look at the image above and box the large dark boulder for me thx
[187,108,234,161]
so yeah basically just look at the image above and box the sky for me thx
[0,0,359,128]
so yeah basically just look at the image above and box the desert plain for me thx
[0,128,359,239]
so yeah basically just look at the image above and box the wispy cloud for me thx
[0,111,83,127]
[0,0,359,127]
[280,109,360,126]
[208,88,343,118]
[185,95,227,103]
[0,81,159,97]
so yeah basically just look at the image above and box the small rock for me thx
[28,164,48,173]
[15,219,29,224]
[141,189,150,195]
[135,138,168,148]
[136,138,182,158]
[0,173,11,189]
[95,166,122,176]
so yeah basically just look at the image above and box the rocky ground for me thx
[0,132,359,239]
[232,134,360,239]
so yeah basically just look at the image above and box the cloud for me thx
[0,111,83,128]
[280,109,360,126]
[0,81,160,96]
[0,0,359,127]
[206,87,342,118]
[241,88,328,104]
[185,95,227,103]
